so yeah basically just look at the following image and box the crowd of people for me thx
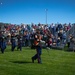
[0,23,72,53]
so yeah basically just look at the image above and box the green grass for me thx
[0,46,75,75]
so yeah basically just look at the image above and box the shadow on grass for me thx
[10,61,32,64]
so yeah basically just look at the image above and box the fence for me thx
[66,24,75,38]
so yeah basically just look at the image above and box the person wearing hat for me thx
[32,30,42,64]
[0,31,6,53]
[17,34,23,51]
[11,33,16,51]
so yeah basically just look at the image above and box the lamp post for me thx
[0,2,3,22]
[45,9,48,25]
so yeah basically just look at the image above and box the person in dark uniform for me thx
[0,31,6,53]
[11,33,16,51]
[32,30,42,63]
[0,32,1,50]
[17,34,23,51]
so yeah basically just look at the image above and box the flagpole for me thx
[45,9,48,25]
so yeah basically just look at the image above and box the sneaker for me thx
[38,60,42,64]
[38,62,42,64]
[32,58,34,63]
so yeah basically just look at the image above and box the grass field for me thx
[0,46,75,75]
